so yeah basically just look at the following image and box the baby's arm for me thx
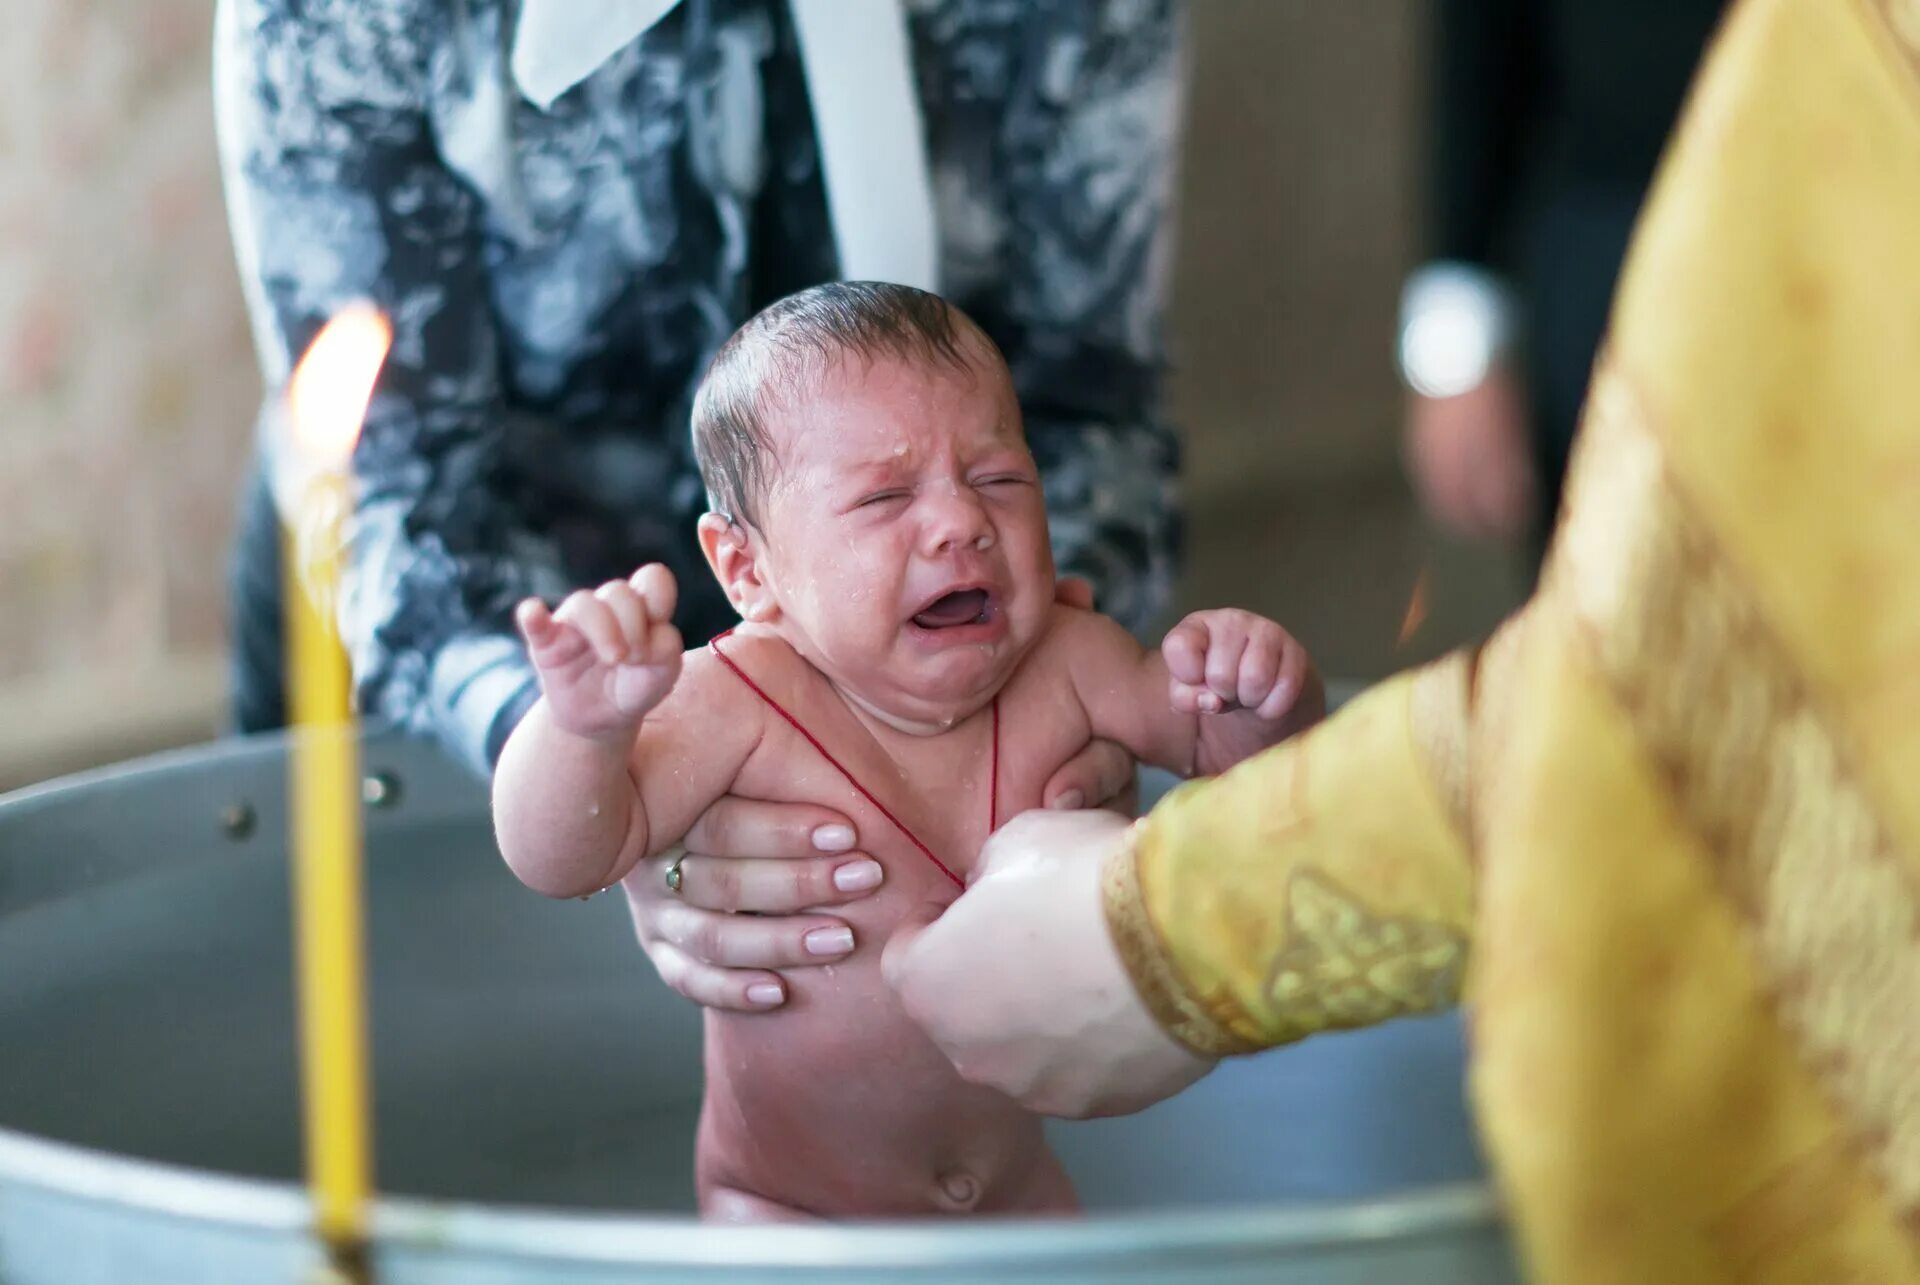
[1064,606,1324,780]
[492,567,758,899]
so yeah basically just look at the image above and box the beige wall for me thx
[0,0,1508,789]
[0,1,259,786]
[1175,0,1425,502]
[1170,3,1522,684]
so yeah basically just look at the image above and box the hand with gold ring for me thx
[623,799,884,1014]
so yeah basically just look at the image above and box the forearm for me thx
[1102,654,1477,1056]
[492,701,648,899]
[1191,711,1292,780]
[344,497,544,776]
[219,0,543,775]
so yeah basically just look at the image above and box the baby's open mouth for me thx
[912,588,992,630]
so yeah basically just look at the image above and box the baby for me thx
[492,283,1323,1221]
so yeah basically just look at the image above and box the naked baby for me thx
[492,283,1325,1221]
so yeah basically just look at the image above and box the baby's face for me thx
[749,346,1055,728]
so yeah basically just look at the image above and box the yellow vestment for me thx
[1105,0,1920,1279]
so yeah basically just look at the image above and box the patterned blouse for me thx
[216,0,1184,775]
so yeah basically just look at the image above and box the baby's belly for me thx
[696,951,1067,1217]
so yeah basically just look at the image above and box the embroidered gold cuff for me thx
[1408,649,1474,840]
[1100,820,1256,1058]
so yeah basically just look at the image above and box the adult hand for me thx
[626,798,883,1012]
[884,810,1214,1119]
[1403,364,1537,543]
[1046,576,1140,815]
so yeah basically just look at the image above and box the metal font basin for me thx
[0,731,1518,1283]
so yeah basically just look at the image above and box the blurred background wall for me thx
[1170,0,1523,685]
[0,0,1523,790]
[0,2,259,785]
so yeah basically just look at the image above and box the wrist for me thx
[535,699,642,756]
[1397,261,1517,398]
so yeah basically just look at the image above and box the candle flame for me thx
[288,305,392,467]
[1396,569,1431,649]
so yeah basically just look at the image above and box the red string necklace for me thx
[709,631,996,891]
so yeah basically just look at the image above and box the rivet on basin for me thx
[219,802,256,841]
[362,772,402,809]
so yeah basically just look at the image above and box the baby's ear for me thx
[696,513,778,623]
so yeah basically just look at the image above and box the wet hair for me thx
[691,281,996,527]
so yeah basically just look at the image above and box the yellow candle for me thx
[282,305,392,1268]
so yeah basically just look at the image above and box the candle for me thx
[282,304,391,1273]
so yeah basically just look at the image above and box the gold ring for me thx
[664,851,686,896]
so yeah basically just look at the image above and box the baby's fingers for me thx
[640,619,684,667]
[554,590,627,667]
[1203,623,1250,707]
[1254,636,1311,722]
[1168,678,1215,715]
[516,598,586,666]
[632,563,678,625]
[515,597,557,647]
[1236,629,1287,712]
[1161,616,1210,687]
[595,581,652,659]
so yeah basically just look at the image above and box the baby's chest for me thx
[730,711,1087,888]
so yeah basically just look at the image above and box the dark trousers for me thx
[228,459,287,734]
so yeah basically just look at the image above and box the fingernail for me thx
[813,824,856,852]
[1200,693,1221,713]
[746,982,785,1007]
[833,859,883,892]
[1050,789,1085,811]
[805,925,856,956]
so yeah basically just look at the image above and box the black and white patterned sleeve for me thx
[929,0,1186,636]
[216,0,542,776]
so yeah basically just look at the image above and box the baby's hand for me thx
[1162,609,1311,722]
[515,565,684,743]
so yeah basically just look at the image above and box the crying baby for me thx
[492,282,1323,1221]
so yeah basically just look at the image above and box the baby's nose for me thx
[925,493,995,554]
[934,527,995,553]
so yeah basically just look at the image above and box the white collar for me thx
[510,0,683,110]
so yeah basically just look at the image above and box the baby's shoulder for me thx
[1042,602,1147,653]
[1014,603,1149,686]
[688,626,823,705]
[699,623,792,669]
